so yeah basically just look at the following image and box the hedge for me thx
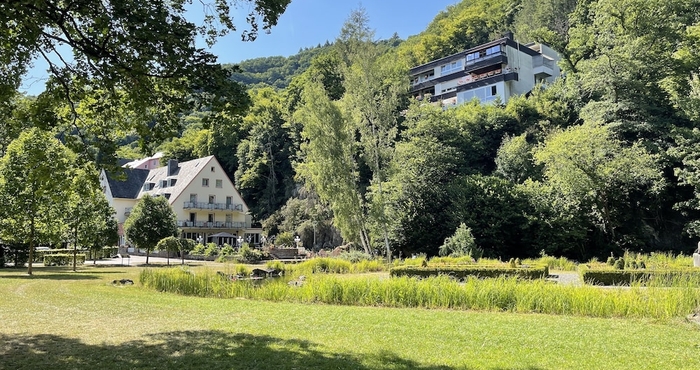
[43,254,86,266]
[581,269,700,286]
[390,265,549,280]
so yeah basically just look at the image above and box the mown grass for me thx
[140,267,700,320]
[1,265,700,370]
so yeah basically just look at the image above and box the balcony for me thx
[177,220,248,229]
[183,201,244,211]
[533,57,555,78]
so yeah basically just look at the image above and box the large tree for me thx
[124,195,178,264]
[0,128,74,275]
[1,0,290,165]
[65,163,118,271]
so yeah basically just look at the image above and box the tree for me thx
[1,0,291,165]
[338,7,408,261]
[295,80,369,252]
[156,236,180,266]
[124,195,178,264]
[533,122,664,252]
[235,88,295,221]
[439,223,481,259]
[65,163,118,271]
[0,128,74,275]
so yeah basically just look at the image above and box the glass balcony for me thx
[183,201,243,211]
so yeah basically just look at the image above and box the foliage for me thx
[124,195,178,264]
[0,128,74,275]
[1,0,291,165]
[336,250,374,263]
[43,254,86,267]
[439,223,481,259]
[237,244,263,263]
[274,232,295,248]
[533,122,664,253]
[204,243,219,257]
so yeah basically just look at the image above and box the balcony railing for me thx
[466,51,506,66]
[177,220,248,229]
[183,201,243,211]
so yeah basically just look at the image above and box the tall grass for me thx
[265,257,387,276]
[523,256,578,271]
[140,268,700,320]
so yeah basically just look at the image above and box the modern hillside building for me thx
[100,155,261,247]
[409,33,560,107]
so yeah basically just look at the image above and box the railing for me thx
[183,201,243,211]
[466,51,506,66]
[177,220,248,229]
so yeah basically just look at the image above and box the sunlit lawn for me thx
[1,265,699,370]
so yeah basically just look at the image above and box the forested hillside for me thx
[143,0,700,261]
[225,43,333,89]
[6,0,700,262]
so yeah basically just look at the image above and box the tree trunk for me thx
[146,249,150,265]
[72,228,78,272]
[28,217,35,276]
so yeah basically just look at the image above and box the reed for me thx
[140,268,700,320]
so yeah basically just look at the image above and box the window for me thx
[215,179,223,188]
[169,179,177,186]
[226,214,233,223]
[226,196,233,205]
[440,60,463,75]
[491,86,497,96]
[189,213,196,222]
[164,193,171,200]
[190,194,197,203]
[202,178,209,187]
[208,214,214,223]
[485,45,501,56]
[208,195,215,204]
[211,166,215,172]
[161,180,167,188]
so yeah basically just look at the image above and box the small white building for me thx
[100,155,261,246]
[409,32,561,106]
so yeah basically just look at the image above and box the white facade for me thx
[101,156,261,246]
[409,34,561,106]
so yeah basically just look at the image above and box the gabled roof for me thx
[104,168,150,199]
[123,152,163,169]
[138,156,215,204]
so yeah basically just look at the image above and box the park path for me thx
[548,271,582,286]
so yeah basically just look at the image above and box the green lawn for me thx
[1,265,699,370]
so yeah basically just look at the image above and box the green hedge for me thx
[581,269,700,286]
[390,265,549,280]
[43,254,86,266]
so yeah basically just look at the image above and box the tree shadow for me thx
[0,273,101,280]
[0,331,451,370]
[0,331,548,370]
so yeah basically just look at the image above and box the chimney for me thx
[503,31,514,40]
[167,159,179,176]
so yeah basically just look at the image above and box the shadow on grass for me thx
[0,330,543,370]
[0,273,101,280]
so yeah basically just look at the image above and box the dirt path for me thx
[548,271,582,286]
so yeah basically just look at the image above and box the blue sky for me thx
[20,0,459,95]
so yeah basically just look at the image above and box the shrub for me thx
[275,232,295,248]
[190,243,206,256]
[581,269,700,286]
[220,244,235,257]
[509,258,516,268]
[439,223,483,260]
[43,254,86,266]
[390,265,549,280]
[606,256,616,266]
[235,264,251,277]
[614,258,625,270]
[429,256,475,265]
[337,250,373,263]
[204,243,219,257]
[238,244,263,263]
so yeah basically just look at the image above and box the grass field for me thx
[1,265,700,369]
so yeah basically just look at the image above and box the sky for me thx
[20,0,460,95]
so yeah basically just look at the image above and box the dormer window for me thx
[169,179,177,186]
[161,180,168,188]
